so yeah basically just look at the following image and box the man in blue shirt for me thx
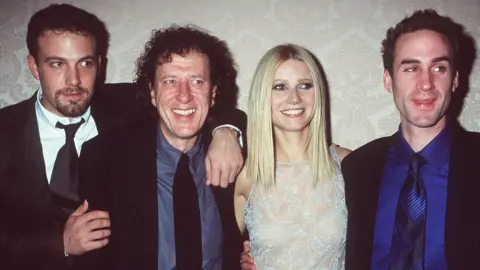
[342,9,480,270]
[0,4,245,270]
[77,25,245,270]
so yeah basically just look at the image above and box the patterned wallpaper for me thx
[1,0,479,150]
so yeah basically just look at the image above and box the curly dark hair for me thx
[134,24,239,110]
[27,4,109,59]
[381,9,461,75]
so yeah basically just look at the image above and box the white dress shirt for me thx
[35,89,98,183]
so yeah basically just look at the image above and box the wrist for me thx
[212,124,243,148]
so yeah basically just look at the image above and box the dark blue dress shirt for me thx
[156,128,223,270]
[370,123,452,270]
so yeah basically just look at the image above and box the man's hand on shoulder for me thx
[206,127,244,188]
[63,200,111,256]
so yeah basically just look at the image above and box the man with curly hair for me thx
[77,25,245,270]
[0,4,245,270]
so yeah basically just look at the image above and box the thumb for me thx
[71,200,89,216]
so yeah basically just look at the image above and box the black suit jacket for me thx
[0,82,246,270]
[0,83,144,270]
[76,118,244,270]
[341,122,480,270]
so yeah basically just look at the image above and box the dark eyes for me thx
[432,66,447,73]
[273,84,287,91]
[49,60,95,68]
[79,60,95,67]
[162,79,205,86]
[298,83,313,90]
[272,83,313,91]
[403,66,448,73]
[191,79,204,85]
[50,62,63,68]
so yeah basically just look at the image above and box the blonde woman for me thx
[235,44,350,269]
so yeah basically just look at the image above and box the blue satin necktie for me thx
[389,154,427,270]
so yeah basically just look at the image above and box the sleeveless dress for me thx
[244,147,347,270]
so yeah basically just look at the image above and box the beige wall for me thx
[1,0,479,150]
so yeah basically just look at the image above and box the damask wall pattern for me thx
[1,0,479,150]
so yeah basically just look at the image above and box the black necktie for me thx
[173,153,202,269]
[390,154,427,270]
[49,118,85,213]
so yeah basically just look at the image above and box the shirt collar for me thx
[35,88,92,128]
[394,120,453,170]
[156,124,203,166]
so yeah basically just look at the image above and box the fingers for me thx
[240,241,255,270]
[71,200,89,217]
[206,127,243,187]
[229,161,242,184]
[212,158,243,188]
[205,158,212,186]
[225,170,234,188]
[241,261,256,270]
[209,161,221,187]
[86,217,111,232]
[83,236,109,251]
[64,209,111,255]
[243,240,251,253]
[86,228,111,242]
[75,210,110,225]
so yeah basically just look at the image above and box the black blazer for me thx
[0,82,246,270]
[76,118,244,270]
[341,122,480,270]
[0,83,143,270]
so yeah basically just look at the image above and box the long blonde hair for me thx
[246,44,334,187]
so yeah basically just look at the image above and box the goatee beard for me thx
[55,87,91,117]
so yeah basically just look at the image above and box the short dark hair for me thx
[134,24,239,109]
[381,9,461,75]
[27,4,109,59]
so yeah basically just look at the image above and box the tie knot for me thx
[409,153,426,171]
[178,153,190,167]
[56,118,85,140]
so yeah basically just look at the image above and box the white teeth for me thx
[172,109,196,115]
[281,109,304,115]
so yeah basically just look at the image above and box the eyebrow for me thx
[190,75,207,79]
[159,74,207,80]
[273,78,313,82]
[159,74,177,80]
[43,55,97,63]
[400,56,452,65]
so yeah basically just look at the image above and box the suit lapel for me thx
[90,83,147,134]
[123,120,159,269]
[90,93,119,134]
[14,96,65,218]
[344,134,394,270]
[201,133,242,269]
[444,125,480,268]
[21,96,47,187]
[360,149,388,258]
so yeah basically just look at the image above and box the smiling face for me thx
[28,30,100,117]
[270,59,315,135]
[150,52,216,146]
[384,29,459,131]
